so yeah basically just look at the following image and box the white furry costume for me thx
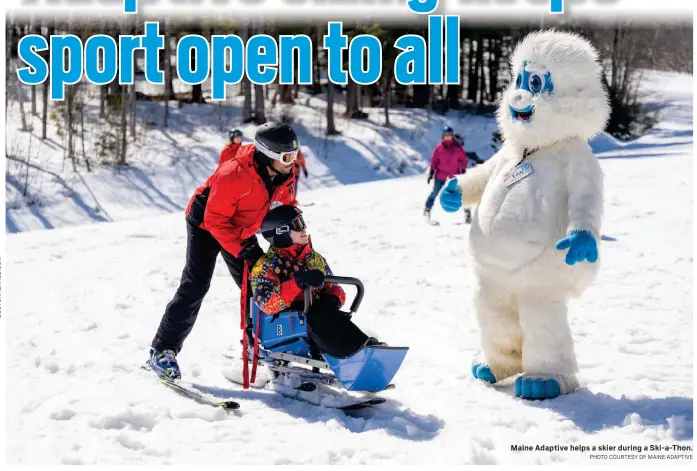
[453,31,609,397]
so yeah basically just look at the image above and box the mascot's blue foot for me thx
[514,375,562,400]
[471,363,497,383]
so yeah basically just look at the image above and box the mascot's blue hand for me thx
[440,179,463,213]
[555,230,598,265]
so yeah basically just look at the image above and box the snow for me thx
[4,69,693,464]
[5,78,497,233]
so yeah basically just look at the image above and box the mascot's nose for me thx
[511,89,533,106]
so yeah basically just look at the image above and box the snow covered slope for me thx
[4,70,693,464]
[5,80,497,233]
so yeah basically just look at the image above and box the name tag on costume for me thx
[504,161,534,187]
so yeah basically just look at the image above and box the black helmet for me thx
[254,122,300,167]
[442,126,454,135]
[260,205,306,248]
[229,129,243,139]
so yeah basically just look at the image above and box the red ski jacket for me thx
[218,142,242,166]
[186,144,297,257]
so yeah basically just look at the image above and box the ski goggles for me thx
[275,215,306,234]
[254,138,299,165]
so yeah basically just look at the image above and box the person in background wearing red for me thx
[218,129,243,166]
[424,126,469,223]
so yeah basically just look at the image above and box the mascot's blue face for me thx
[509,61,554,124]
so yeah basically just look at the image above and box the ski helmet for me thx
[260,205,306,248]
[254,122,300,167]
[229,129,243,140]
[442,126,454,135]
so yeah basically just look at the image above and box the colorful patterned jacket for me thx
[250,243,346,315]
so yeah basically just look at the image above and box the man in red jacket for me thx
[148,123,301,380]
[218,129,243,166]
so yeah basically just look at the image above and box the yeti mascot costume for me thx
[440,30,609,400]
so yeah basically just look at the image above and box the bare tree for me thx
[41,23,53,139]
[241,22,253,122]
[129,21,137,138]
[6,23,12,121]
[65,85,76,171]
[190,23,204,104]
[76,89,90,171]
[326,84,338,135]
[13,66,29,132]
[163,19,172,127]
[254,83,266,124]
[30,20,41,116]
[119,85,127,164]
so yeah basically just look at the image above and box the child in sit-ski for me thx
[250,205,380,358]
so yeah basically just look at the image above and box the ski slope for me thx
[4,70,693,464]
[5,78,497,233]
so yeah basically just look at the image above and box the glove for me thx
[294,270,325,289]
[304,170,309,178]
[439,178,463,213]
[427,170,434,185]
[312,294,342,313]
[555,230,598,266]
[238,236,264,263]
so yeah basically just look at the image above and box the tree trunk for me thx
[190,24,203,103]
[326,84,338,135]
[447,85,461,110]
[467,36,479,102]
[241,22,253,122]
[254,84,266,124]
[6,24,12,121]
[163,22,172,127]
[488,38,500,102]
[66,86,76,171]
[80,97,90,172]
[15,65,29,131]
[41,23,52,139]
[311,26,322,95]
[344,78,363,118]
[412,85,430,108]
[477,37,486,104]
[279,85,294,104]
[109,26,121,97]
[30,21,41,116]
[382,69,391,127]
[119,85,127,165]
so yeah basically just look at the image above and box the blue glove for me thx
[440,179,463,213]
[555,230,598,266]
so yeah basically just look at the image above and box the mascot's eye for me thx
[529,74,543,93]
[515,73,522,88]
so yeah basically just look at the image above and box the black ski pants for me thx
[151,218,248,354]
[305,298,370,358]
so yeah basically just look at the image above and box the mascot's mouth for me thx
[510,105,535,122]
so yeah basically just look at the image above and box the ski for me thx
[222,374,386,412]
[271,381,387,411]
[142,362,241,410]
[159,378,241,410]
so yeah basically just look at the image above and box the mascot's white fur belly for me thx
[471,146,565,272]
[468,141,601,295]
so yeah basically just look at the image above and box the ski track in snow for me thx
[4,70,693,464]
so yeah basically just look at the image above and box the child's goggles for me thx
[275,215,306,234]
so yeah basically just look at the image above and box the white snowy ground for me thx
[4,70,694,464]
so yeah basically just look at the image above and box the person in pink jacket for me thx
[424,126,470,223]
